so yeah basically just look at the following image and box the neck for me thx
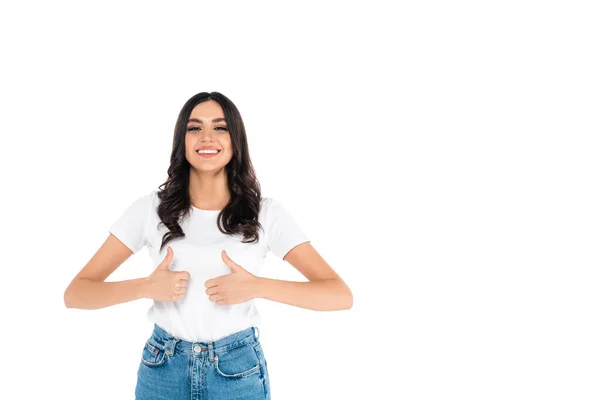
[188,168,230,210]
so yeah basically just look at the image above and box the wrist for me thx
[253,276,269,299]
[139,277,152,300]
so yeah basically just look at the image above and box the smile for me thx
[196,149,221,158]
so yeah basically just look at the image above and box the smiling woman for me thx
[63,91,352,400]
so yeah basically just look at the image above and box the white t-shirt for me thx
[108,190,310,342]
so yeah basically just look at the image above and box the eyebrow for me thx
[187,118,227,124]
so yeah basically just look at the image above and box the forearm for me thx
[255,277,352,311]
[64,277,149,310]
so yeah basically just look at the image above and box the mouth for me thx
[195,149,222,158]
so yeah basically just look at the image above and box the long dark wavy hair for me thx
[155,92,263,252]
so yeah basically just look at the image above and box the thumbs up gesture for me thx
[145,246,190,302]
[204,250,260,306]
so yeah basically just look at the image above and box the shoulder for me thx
[147,189,161,215]
[259,196,280,214]
[259,196,277,223]
[260,196,271,216]
[259,196,294,222]
[123,189,157,217]
[118,189,155,210]
[148,189,159,204]
[260,196,273,208]
[137,189,157,207]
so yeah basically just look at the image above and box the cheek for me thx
[185,139,195,153]
[224,137,233,152]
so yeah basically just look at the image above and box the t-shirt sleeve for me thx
[265,198,310,260]
[108,192,152,254]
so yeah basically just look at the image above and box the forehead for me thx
[189,100,225,121]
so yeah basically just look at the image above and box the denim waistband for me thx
[148,323,260,361]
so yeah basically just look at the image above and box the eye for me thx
[186,126,228,132]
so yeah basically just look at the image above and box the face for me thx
[185,100,233,172]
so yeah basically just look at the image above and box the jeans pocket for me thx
[213,343,261,378]
[141,336,167,367]
[251,341,269,375]
[251,340,270,398]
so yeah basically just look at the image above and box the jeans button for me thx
[194,345,202,353]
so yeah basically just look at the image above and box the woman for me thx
[64,91,353,400]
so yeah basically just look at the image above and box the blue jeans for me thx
[135,323,271,399]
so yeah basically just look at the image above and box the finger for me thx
[178,271,191,281]
[165,246,174,261]
[156,246,174,271]
[209,294,223,302]
[205,279,219,289]
[173,292,185,301]
[221,250,241,272]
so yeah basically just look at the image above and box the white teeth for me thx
[197,150,219,154]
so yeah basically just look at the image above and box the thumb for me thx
[156,246,174,271]
[222,250,242,272]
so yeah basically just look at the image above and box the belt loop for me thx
[171,336,179,356]
[166,335,179,357]
[208,341,214,362]
[254,326,260,340]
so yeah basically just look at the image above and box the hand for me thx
[204,250,260,306]
[145,246,190,302]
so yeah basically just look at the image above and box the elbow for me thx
[335,280,353,310]
[345,291,353,310]
[339,285,353,310]
[64,288,73,308]
[64,280,79,309]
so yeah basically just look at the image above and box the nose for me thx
[199,133,216,142]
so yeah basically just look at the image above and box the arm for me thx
[255,277,352,311]
[65,277,150,310]
[256,241,353,311]
[64,233,151,309]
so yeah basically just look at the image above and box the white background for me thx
[1,1,599,399]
